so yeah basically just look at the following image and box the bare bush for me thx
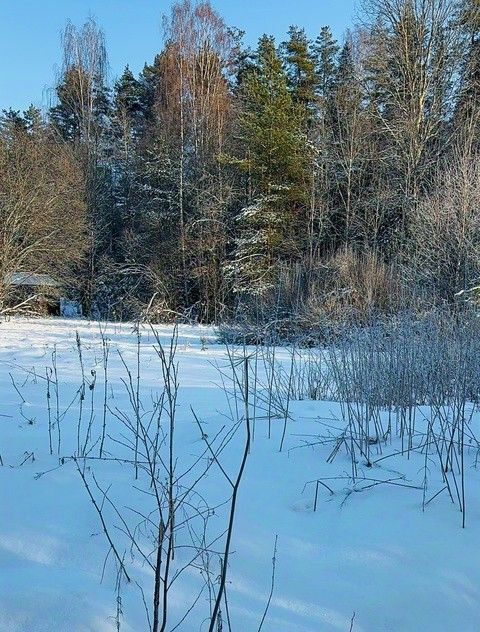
[68,327,254,630]
[410,151,480,301]
[263,309,480,526]
[310,247,404,322]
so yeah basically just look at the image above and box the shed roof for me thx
[4,272,60,287]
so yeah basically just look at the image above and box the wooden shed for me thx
[3,271,61,315]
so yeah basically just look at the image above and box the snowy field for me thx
[0,318,479,632]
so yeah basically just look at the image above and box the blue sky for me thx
[0,0,357,112]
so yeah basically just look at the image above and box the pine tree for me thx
[0,109,27,135]
[23,105,44,136]
[282,26,317,121]
[230,35,311,296]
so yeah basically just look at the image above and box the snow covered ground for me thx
[0,318,479,632]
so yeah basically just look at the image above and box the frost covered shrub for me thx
[221,250,409,345]
[410,153,480,302]
[284,308,480,408]
[304,247,406,324]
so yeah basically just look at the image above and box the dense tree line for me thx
[1,0,479,322]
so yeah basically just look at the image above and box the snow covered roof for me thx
[4,272,60,287]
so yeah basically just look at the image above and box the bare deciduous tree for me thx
[0,120,87,312]
[362,0,461,235]
[410,149,480,300]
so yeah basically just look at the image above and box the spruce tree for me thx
[313,26,339,100]
[113,66,144,130]
[50,66,111,145]
[109,66,146,266]
[328,39,365,244]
